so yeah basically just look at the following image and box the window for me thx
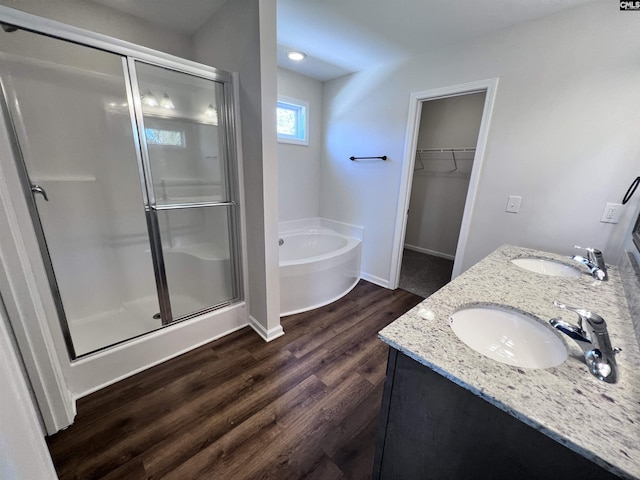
[277,96,308,145]
[145,128,185,147]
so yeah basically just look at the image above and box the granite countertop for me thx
[379,245,640,479]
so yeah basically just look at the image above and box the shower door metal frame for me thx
[124,57,243,326]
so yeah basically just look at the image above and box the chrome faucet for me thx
[571,245,608,281]
[549,301,621,383]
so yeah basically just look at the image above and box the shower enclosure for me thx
[0,18,241,358]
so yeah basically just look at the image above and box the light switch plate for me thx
[506,195,522,213]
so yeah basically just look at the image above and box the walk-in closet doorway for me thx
[390,79,499,293]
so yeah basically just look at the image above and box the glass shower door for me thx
[130,61,239,322]
[0,30,161,357]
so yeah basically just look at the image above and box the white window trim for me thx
[277,95,309,146]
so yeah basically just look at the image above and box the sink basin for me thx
[511,257,581,278]
[449,305,568,369]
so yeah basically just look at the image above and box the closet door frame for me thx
[389,78,499,287]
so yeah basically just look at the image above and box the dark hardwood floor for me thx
[46,281,422,479]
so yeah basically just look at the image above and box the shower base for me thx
[70,294,210,356]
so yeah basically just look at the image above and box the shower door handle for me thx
[30,184,49,201]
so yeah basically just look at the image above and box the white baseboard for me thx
[249,316,285,342]
[360,272,390,289]
[404,244,455,261]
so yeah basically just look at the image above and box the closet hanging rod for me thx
[350,155,387,161]
[416,147,475,153]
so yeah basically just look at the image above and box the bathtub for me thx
[279,228,362,316]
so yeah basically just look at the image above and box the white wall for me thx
[321,1,640,285]
[405,93,485,258]
[277,67,323,222]
[193,0,281,334]
[0,299,57,479]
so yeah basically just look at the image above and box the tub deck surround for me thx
[379,245,640,479]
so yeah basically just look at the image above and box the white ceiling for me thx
[92,0,589,82]
[277,0,589,81]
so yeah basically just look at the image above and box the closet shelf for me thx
[414,170,471,178]
[416,147,475,153]
[414,148,476,173]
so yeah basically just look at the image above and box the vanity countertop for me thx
[379,245,640,479]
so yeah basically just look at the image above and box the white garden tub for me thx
[279,228,361,316]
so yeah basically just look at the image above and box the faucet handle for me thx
[552,301,588,335]
[553,301,588,321]
[553,301,605,328]
[573,245,607,280]
[551,302,619,383]
[549,317,590,343]
[570,254,607,280]
[573,245,601,254]
[573,245,600,265]
[554,300,581,311]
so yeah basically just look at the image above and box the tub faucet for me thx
[571,245,608,281]
[549,301,620,383]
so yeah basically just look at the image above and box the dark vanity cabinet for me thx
[372,348,621,480]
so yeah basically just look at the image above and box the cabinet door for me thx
[375,350,619,480]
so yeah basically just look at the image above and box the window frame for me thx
[277,95,309,146]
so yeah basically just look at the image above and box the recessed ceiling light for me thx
[287,51,306,61]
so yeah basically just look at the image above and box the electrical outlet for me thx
[505,195,522,213]
[600,203,622,224]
